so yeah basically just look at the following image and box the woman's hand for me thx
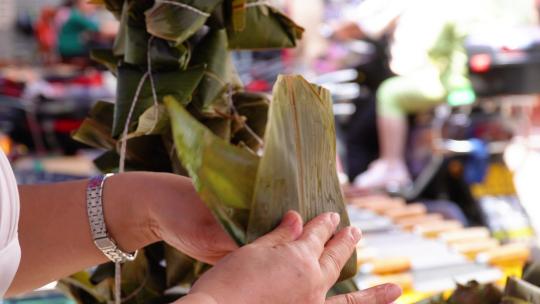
[10,172,238,296]
[179,211,401,304]
[132,173,238,264]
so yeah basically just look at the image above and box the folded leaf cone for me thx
[247,75,357,280]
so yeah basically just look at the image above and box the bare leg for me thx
[378,115,408,163]
[352,115,410,190]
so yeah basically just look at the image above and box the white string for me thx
[114,262,121,304]
[245,0,271,8]
[117,71,149,173]
[114,36,160,304]
[154,0,211,17]
[147,36,160,134]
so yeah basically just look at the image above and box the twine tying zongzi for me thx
[115,36,159,304]
[154,0,211,17]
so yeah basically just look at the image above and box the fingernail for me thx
[330,212,340,226]
[350,227,361,242]
[385,284,402,300]
[282,212,298,227]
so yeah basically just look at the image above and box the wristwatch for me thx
[86,174,137,263]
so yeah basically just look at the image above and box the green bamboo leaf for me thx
[90,49,119,75]
[121,248,167,304]
[164,244,196,287]
[112,65,205,137]
[191,29,235,116]
[94,136,173,173]
[58,271,108,303]
[124,23,151,66]
[246,75,357,281]
[227,2,304,50]
[72,101,116,150]
[165,95,259,244]
[145,0,223,45]
[149,39,191,71]
[112,2,127,57]
[206,1,225,29]
[327,279,359,297]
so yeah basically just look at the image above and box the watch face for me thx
[94,237,117,250]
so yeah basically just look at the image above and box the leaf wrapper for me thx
[165,95,258,243]
[145,0,223,45]
[503,277,540,303]
[247,75,357,281]
[112,65,205,137]
[190,29,236,116]
[227,3,304,50]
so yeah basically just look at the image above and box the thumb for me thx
[253,211,303,246]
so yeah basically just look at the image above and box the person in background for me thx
[57,0,117,63]
[333,0,538,191]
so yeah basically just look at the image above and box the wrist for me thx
[101,172,160,252]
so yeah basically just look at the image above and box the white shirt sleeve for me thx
[0,150,21,298]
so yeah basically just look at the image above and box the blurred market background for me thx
[3,0,540,303]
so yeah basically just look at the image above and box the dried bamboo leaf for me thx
[227,2,304,50]
[165,95,258,243]
[126,104,170,139]
[504,277,540,303]
[145,0,223,45]
[247,75,357,281]
[231,91,269,151]
[72,101,116,150]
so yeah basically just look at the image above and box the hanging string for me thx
[244,0,271,8]
[117,71,149,173]
[114,36,159,304]
[146,36,160,134]
[154,0,211,17]
[114,71,147,304]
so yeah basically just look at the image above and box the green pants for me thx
[377,73,447,118]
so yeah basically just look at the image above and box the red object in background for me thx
[35,7,58,57]
[470,54,491,73]
[53,119,83,133]
[246,79,271,92]
[0,79,25,97]
[72,72,104,86]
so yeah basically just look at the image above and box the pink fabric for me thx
[0,150,20,298]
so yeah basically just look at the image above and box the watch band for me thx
[87,174,137,263]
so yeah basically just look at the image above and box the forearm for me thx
[6,172,174,296]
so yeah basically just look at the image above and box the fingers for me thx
[253,211,303,246]
[319,226,361,284]
[325,284,402,304]
[297,212,341,255]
